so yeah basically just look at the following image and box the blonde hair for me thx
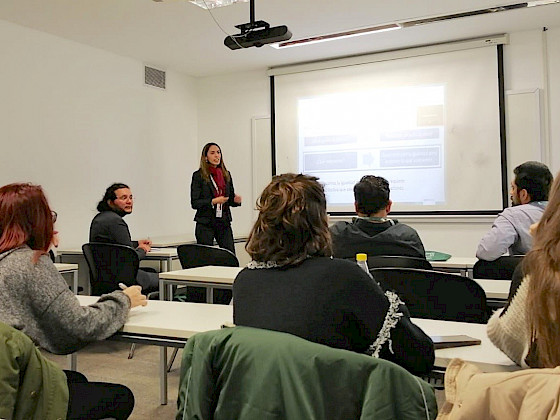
[525,171,560,367]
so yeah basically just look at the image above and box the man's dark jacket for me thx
[330,218,425,259]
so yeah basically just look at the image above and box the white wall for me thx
[2,19,558,257]
[196,70,270,237]
[0,20,199,248]
[197,27,560,257]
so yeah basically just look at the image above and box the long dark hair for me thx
[199,142,231,183]
[96,183,129,212]
[245,173,332,266]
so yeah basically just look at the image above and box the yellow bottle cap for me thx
[356,253,367,262]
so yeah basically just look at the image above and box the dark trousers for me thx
[65,370,134,420]
[195,219,235,254]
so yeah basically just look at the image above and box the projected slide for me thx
[298,85,445,206]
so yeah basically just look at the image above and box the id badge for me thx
[216,203,223,218]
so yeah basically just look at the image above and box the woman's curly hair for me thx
[245,173,332,266]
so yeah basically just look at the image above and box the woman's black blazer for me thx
[190,169,240,225]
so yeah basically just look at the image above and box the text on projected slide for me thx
[298,85,445,207]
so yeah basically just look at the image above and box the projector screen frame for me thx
[269,38,509,216]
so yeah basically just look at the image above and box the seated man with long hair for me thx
[233,173,434,375]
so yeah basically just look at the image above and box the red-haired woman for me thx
[0,183,147,419]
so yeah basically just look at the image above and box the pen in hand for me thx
[119,283,148,307]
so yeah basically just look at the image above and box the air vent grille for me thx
[145,66,166,89]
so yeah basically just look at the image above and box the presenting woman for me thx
[488,171,560,368]
[190,142,242,254]
[233,173,434,375]
[0,182,147,419]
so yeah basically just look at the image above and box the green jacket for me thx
[0,322,68,420]
[177,327,437,420]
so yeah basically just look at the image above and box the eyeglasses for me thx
[51,211,57,223]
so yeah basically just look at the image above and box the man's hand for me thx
[137,239,152,253]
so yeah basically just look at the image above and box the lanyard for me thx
[210,174,222,195]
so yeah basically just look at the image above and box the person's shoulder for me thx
[392,220,419,234]
[329,220,351,234]
[0,246,33,269]
[309,256,363,273]
[95,211,121,222]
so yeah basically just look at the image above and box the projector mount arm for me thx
[234,0,270,33]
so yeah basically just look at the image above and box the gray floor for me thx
[43,341,181,420]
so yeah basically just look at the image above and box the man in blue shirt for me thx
[476,161,553,261]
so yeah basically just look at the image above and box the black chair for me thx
[82,242,139,296]
[367,255,433,270]
[370,267,489,323]
[176,244,239,304]
[473,255,524,280]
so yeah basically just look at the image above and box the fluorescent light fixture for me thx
[271,23,400,49]
[189,0,248,10]
[527,0,559,6]
[271,0,559,49]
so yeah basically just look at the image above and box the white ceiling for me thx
[0,0,559,77]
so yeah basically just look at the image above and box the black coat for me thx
[190,169,240,225]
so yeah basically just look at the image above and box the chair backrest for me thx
[370,267,488,323]
[473,255,524,280]
[82,242,139,296]
[367,255,433,270]
[177,243,239,269]
[177,327,437,420]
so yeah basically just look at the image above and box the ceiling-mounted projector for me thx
[224,0,291,50]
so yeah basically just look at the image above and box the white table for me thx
[473,279,510,300]
[76,294,519,404]
[414,318,518,373]
[149,234,196,248]
[158,266,243,303]
[55,263,79,294]
[430,257,477,278]
[149,235,248,248]
[77,295,233,405]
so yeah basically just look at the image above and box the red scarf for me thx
[208,166,226,197]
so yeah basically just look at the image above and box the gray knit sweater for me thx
[0,246,130,355]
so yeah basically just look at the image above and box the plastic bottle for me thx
[356,253,374,279]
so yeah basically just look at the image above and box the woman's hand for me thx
[234,194,242,204]
[122,285,148,308]
[212,196,229,205]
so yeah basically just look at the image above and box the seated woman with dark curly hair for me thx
[233,173,434,375]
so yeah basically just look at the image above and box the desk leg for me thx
[73,270,79,295]
[207,287,213,304]
[467,268,474,279]
[160,347,168,405]
[68,353,77,371]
